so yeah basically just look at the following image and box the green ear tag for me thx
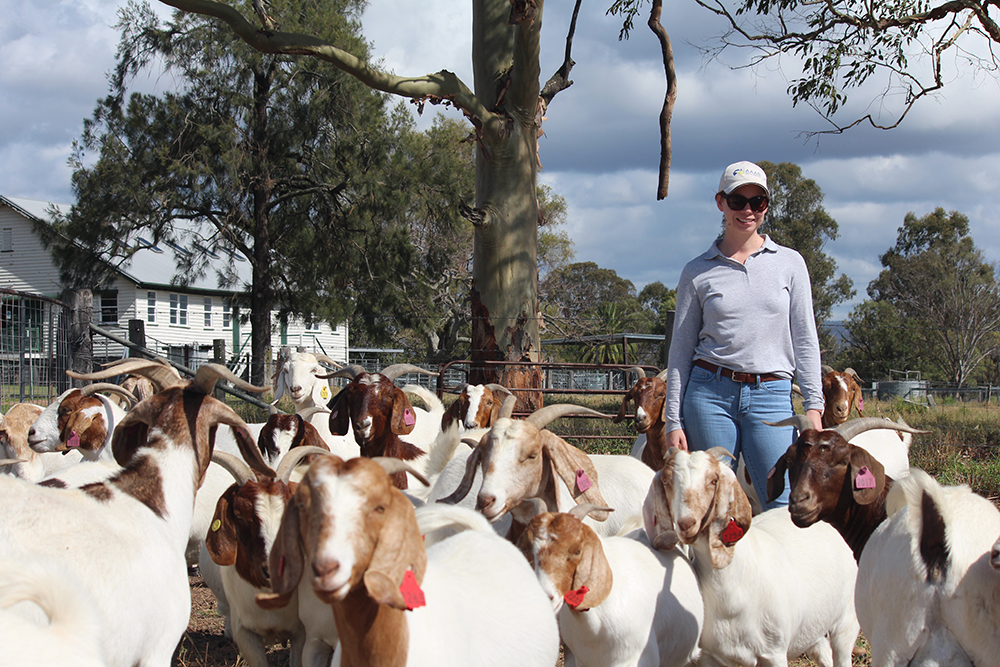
[211,519,222,532]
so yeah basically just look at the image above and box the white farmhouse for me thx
[0,195,348,374]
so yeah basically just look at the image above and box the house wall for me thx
[0,206,66,297]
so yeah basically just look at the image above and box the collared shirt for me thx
[665,234,823,432]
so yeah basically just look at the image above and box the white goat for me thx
[0,557,108,667]
[256,454,561,667]
[519,502,703,667]
[645,447,860,667]
[0,402,57,482]
[440,401,655,538]
[0,361,275,667]
[439,383,510,433]
[857,467,1000,667]
[272,351,358,457]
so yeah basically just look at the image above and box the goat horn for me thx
[268,403,280,415]
[764,415,815,433]
[80,383,137,406]
[525,404,610,430]
[380,364,438,382]
[821,365,835,377]
[297,406,330,419]
[844,368,862,382]
[312,353,342,370]
[190,363,268,396]
[706,447,735,462]
[656,368,669,380]
[0,458,26,466]
[275,446,332,484]
[317,364,366,381]
[211,450,256,486]
[485,383,511,397]
[70,359,185,392]
[461,438,481,448]
[567,503,615,522]
[791,383,803,397]
[627,367,647,384]
[372,457,430,487]
[498,394,518,420]
[831,417,930,443]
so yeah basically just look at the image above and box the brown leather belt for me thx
[695,359,784,384]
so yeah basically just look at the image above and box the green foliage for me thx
[838,300,921,380]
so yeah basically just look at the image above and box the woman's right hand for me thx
[666,428,688,452]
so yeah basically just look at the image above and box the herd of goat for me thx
[0,353,998,667]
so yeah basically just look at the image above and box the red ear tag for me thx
[564,585,589,609]
[403,408,416,427]
[855,466,877,489]
[720,518,744,544]
[575,469,593,493]
[399,569,426,611]
[67,431,81,448]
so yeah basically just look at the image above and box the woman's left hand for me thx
[806,408,823,431]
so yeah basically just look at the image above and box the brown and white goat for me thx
[440,402,655,538]
[613,367,670,470]
[257,454,560,667]
[440,383,511,432]
[821,366,865,428]
[324,363,439,489]
[0,402,48,481]
[26,382,137,465]
[0,360,274,667]
[766,414,929,561]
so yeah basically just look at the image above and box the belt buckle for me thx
[732,371,753,383]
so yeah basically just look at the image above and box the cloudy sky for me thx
[3,0,999,321]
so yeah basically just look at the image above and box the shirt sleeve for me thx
[665,264,702,432]
[788,253,824,413]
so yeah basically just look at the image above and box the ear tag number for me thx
[720,518,744,543]
[400,569,426,611]
[855,466,877,489]
[576,469,593,493]
[403,408,416,427]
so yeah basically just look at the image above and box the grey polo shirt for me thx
[665,235,824,432]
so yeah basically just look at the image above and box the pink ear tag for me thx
[767,466,776,479]
[403,408,416,427]
[564,585,589,609]
[858,396,865,412]
[575,469,593,493]
[720,518,744,544]
[399,569,426,611]
[855,466,877,489]
[67,431,81,448]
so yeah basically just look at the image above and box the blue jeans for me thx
[682,364,795,509]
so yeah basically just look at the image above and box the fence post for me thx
[213,339,227,400]
[62,289,93,387]
[128,319,146,358]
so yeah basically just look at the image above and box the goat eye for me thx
[374,505,385,514]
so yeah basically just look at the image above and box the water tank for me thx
[877,380,928,402]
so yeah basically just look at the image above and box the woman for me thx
[664,161,823,509]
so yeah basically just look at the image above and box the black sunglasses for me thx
[724,193,769,212]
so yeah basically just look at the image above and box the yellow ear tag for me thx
[211,519,222,532]
[321,386,329,400]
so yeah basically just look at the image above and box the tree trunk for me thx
[467,0,544,410]
[249,64,275,388]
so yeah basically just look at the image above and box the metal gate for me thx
[0,288,71,411]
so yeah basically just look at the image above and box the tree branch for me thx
[647,0,675,199]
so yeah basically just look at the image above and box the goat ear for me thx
[850,448,885,505]
[707,470,753,569]
[540,431,611,520]
[437,444,483,505]
[365,490,427,607]
[328,390,351,436]
[644,465,680,551]
[568,528,613,611]
[441,400,462,431]
[766,450,790,503]
[390,391,417,436]
[205,486,239,566]
[258,492,304,610]
[111,400,156,466]
[611,389,633,424]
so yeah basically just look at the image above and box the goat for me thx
[518,501,703,667]
[857,467,1000,666]
[614,366,670,470]
[202,445,330,667]
[0,557,108,667]
[256,454,561,667]
[645,447,860,667]
[272,351,351,453]
[0,360,275,667]
[323,363,443,490]
[821,365,865,428]
[440,401,655,538]
[440,383,511,432]
[766,415,928,561]
[0,402,54,482]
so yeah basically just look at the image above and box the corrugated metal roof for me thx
[1,195,251,294]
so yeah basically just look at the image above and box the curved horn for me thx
[656,367,670,380]
[525,404,610,430]
[821,365,835,377]
[210,450,256,486]
[831,417,930,443]
[791,383,803,397]
[316,364,366,381]
[498,394,517,420]
[80,383,138,406]
[706,446,735,462]
[372,457,430,487]
[764,415,815,434]
[567,503,616,522]
[379,364,438,382]
[190,363,268,396]
[297,406,330,420]
[844,368,862,382]
[0,458,26,466]
[70,359,184,392]
[275,446,332,484]
[268,403,280,415]
[484,383,511,397]
[627,366,647,384]
[312,353,342,370]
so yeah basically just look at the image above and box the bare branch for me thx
[647,0,675,200]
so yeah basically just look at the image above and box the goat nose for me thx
[312,559,340,579]
[477,494,496,512]
[677,517,696,533]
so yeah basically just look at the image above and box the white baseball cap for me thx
[718,161,769,195]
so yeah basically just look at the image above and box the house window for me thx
[99,291,118,325]
[222,300,231,328]
[147,292,156,323]
[204,297,212,328]
[170,293,188,325]
[0,229,12,252]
